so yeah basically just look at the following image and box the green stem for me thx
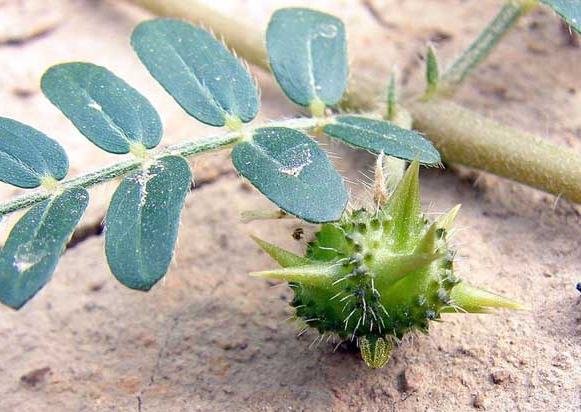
[410,99,581,203]
[111,1,581,204]
[0,117,321,217]
[440,0,538,93]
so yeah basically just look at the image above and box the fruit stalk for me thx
[410,99,581,203]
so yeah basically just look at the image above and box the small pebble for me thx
[490,370,509,384]
[472,392,485,409]
[20,367,51,387]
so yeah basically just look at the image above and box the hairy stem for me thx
[411,99,581,203]
[440,0,538,93]
[0,117,321,217]
[126,0,581,204]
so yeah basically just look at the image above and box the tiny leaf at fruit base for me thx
[0,188,89,309]
[41,62,163,154]
[0,117,69,189]
[267,8,348,110]
[323,116,441,166]
[541,0,581,34]
[231,127,348,223]
[131,18,259,127]
[105,156,192,291]
[425,44,440,97]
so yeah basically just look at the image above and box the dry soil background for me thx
[0,0,580,411]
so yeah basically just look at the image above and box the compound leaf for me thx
[131,18,259,127]
[0,187,89,309]
[0,117,69,188]
[41,62,163,154]
[541,0,580,34]
[267,8,348,108]
[323,116,441,166]
[105,156,192,291]
[231,127,347,223]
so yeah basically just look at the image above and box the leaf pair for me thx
[41,66,195,294]
[0,117,87,309]
[0,8,443,309]
[251,8,439,219]
[265,9,440,162]
[0,117,68,189]
[130,18,348,223]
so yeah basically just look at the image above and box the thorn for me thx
[250,263,343,285]
[449,282,527,312]
[340,293,355,302]
[251,235,311,268]
[383,160,422,247]
[374,252,444,284]
[436,204,461,231]
[374,152,389,207]
[344,309,357,330]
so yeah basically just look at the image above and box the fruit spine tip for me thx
[414,222,439,254]
[249,263,343,284]
[450,282,526,312]
[251,235,310,268]
[384,159,421,244]
[436,204,461,231]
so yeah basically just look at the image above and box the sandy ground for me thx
[0,0,580,411]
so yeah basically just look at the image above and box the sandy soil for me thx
[0,0,580,411]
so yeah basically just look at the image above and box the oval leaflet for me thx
[105,156,192,291]
[0,188,89,309]
[323,116,441,166]
[41,62,163,154]
[132,18,259,127]
[231,127,348,223]
[267,8,348,108]
[0,117,69,189]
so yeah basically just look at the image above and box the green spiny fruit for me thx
[250,160,524,368]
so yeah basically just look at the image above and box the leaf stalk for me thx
[125,0,581,205]
[0,117,331,217]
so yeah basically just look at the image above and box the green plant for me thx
[0,1,576,367]
[0,10,439,309]
[129,0,581,203]
[253,159,523,368]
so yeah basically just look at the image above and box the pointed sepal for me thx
[449,282,526,313]
[251,235,310,268]
[436,204,461,231]
[414,222,439,254]
[384,159,423,247]
[375,251,443,285]
[250,262,344,285]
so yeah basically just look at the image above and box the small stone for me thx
[398,369,419,393]
[527,41,548,54]
[490,369,509,384]
[216,336,248,351]
[20,367,51,387]
[472,392,485,409]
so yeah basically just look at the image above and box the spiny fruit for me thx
[250,159,524,368]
